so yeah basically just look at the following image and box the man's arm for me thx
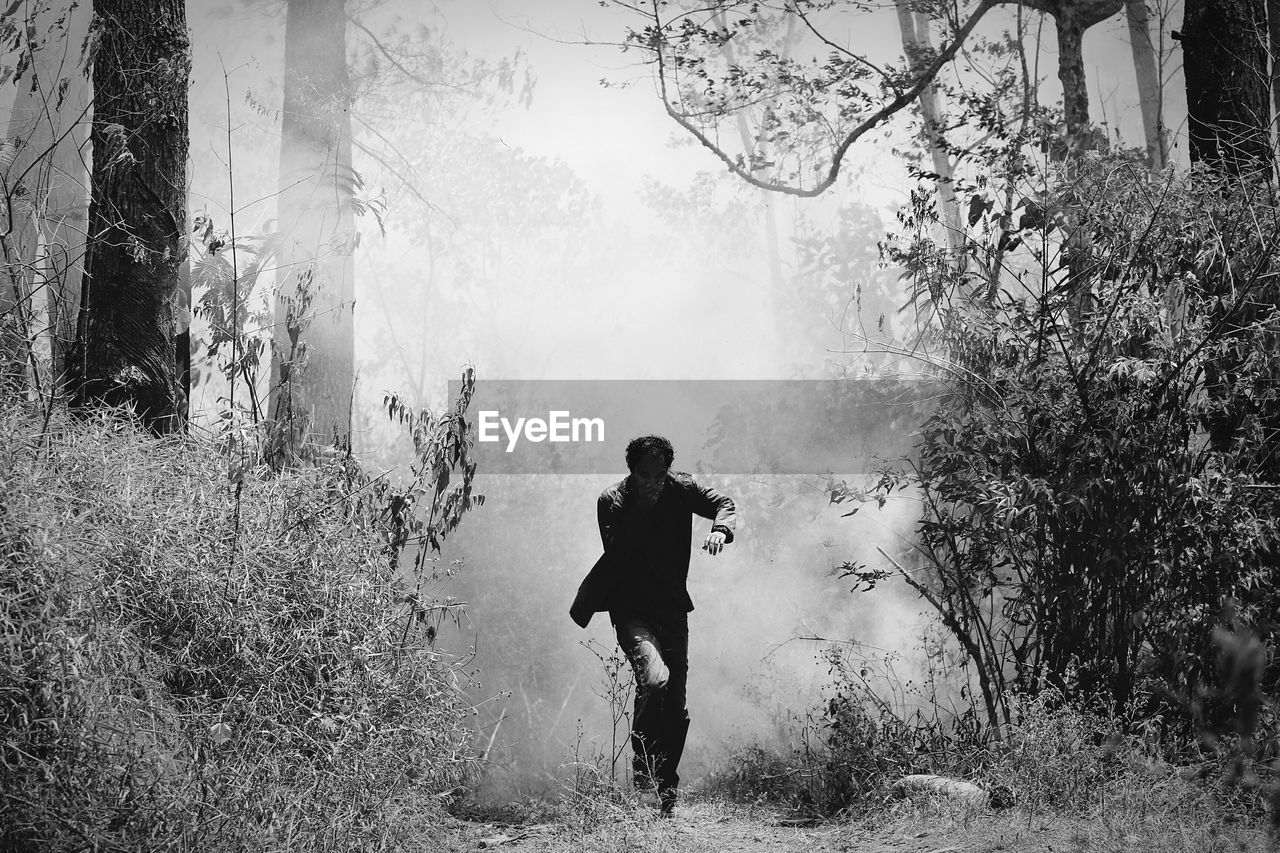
[598,491,622,550]
[688,479,736,544]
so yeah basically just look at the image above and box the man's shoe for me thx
[658,788,677,817]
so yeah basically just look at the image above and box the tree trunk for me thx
[1056,14,1091,150]
[1125,0,1167,170]
[1039,3,1119,326]
[1018,0,1122,153]
[896,5,963,253]
[1182,0,1270,175]
[1182,0,1272,456]
[1025,2,1118,332]
[68,0,188,432]
[269,0,357,462]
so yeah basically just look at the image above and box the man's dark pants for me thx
[612,613,689,810]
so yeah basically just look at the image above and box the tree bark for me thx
[269,0,357,461]
[1015,1,1121,329]
[68,0,188,432]
[1020,0,1123,152]
[1182,0,1273,458]
[1182,0,1270,175]
[1125,0,1167,170]
[1056,14,1091,147]
[896,5,963,253]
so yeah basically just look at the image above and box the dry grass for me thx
[434,767,1272,853]
[0,400,475,851]
[693,678,1275,850]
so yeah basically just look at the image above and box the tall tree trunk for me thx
[896,5,963,254]
[1125,0,1167,170]
[1182,0,1272,457]
[1182,0,1270,175]
[1020,0,1122,153]
[68,0,188,432]
[1056,14,1092,151]
[269,0,357,462]
[1029,1,1122,327]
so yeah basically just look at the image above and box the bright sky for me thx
[0,1,1189,396]
[437,1,1185,206]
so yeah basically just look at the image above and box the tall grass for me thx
[0,399,475,851]
[700,645,1276,837]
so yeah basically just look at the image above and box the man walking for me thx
[570,435,737,816]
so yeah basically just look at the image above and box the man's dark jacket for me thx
[570,472,736,628]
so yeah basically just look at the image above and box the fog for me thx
[180,0,1186,794]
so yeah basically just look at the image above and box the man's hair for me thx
[626,434,675,470]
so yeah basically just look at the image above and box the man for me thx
[570,435,736,816]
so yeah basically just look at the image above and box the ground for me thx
[431,795,1273,852]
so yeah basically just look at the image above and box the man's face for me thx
[629,452,669,504]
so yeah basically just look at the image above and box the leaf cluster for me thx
[872,155,1280,744]
[382,366,486,561]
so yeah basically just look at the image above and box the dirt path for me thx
[431,798,1236,853]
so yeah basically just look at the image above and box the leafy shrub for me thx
[701,645,986,817]
[864,152,1280,738]
[992,688,1114,812]
[988,686,1280,829]
[0,400,475,851]
[705,665,1271,828]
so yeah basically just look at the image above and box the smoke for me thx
[434,463,931,794]
[176,0,1173,798]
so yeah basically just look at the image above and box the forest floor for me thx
[430,793,1273,852]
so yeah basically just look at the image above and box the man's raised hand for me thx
[702,530,727,555]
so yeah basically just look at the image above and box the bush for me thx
[704,667,1272,830]
[701,645,985,817]
[0,400,475,851]
[989,686,1279,829]
[868,152,1280,736]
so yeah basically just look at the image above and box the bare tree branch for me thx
[644,0,1000,197]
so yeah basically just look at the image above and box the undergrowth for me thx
[0,399,476,851]
[699,647,1277,836]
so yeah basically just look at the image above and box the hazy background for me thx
[162,0,1192,794]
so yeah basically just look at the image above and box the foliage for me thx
[988,685,1274,825]
[702,645,1274,832]
[607,0,1006,196]
[0,1,74,89]
[849,152,1280,741]
[382,366,486,561]
[700,643,978,817]
[789,202,907,367]
[190,211,277,425]
[0,396,479,852]
[575,639,635,787]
